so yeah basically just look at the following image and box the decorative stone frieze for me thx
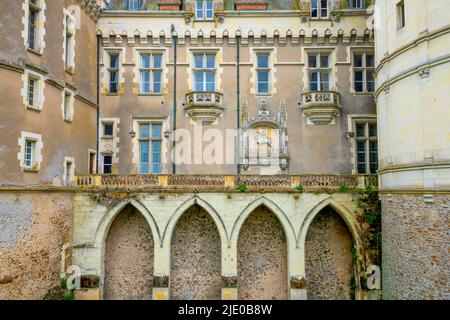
[300,91,341,125]
[184,91,225,125]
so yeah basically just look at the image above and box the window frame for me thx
[102,154,113,174]
[102,122,114,138]
[193,53,217,92]
[139,52,163,95]
[354,121,378,174]
[348,0,365,10]
[196,0,214,21]
[24,139,36,169]
[307,52,332,92]
[353,52,375,94]
[27,0,42,51]
[310,0,329,19]
[137,122,163,174]
[397,0,406,29]
[256,53,271,95]
[108,52,120,94]
[64,10,76,72]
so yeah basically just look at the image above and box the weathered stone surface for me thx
[104,206,154,300]
[382,194,450,300]
[237,206,288,300]
[170,205,222,300]
[305,206,354,300]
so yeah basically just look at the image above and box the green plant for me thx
[295,184,305,193]
[313,191,321,196]
[64,292,75,300]
[60,277,67,290]
[351,246,357,262]
[237,183,247,193]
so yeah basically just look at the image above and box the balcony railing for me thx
[184,91,225,125]
[300,91,342,125]
[75,174,378,191]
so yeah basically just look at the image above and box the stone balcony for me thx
[184,91,225,125]
[300,91,342,125]
[75,174,378,192]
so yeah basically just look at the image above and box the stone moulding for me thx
[300,91,342,125]
[184,91,225,125]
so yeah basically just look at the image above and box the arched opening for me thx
[305,206,354,300]
[104,205,154,300]
[237,205,288,300]
[170,204,222,300]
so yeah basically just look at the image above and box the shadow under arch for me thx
[94,198,162,248]
[230,196,297,250]
[162,195,228,249]
[298,197,364,259]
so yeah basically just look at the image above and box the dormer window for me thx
[311,0,329,19]
[126,0,141,11]
[196,0,214,20]
[348,0,365,9]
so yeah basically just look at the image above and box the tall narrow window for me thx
[308,53,331,91]
[139,123,162,174]
[311,0,329,18]
[140,53,163,94]
[62,90,74,121]
[196,0,214,20]
[63,92,70,119]
[397,1,405,29]
[24,139,36,168]
[89,151,96,174]
[193,54,216,92]
[126,0,141,10]
[103,123,113,137]
[108,53,119,94]
[256,53,270,94]
[27,78,36,107]
[28,0,42,51]
[354,53,375,93]
[64,14,75,71]
[356,122,378,174]
[103,155,112,174]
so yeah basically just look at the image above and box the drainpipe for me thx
[96,35,101,174]
[171,24,177,174]
[236,35,241,175]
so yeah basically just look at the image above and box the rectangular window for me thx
[139,123,162,174]
[308,53,331,91]
[108,53,119,94]
[103,155,112,174]
[27,78,36,106]
[65,14,75,70]
[89,151,96,174]
[65,161,73,185]
[63,91,71,120]
[256,53,270,94]
[126,0,141,10]
[311,0,329,18]
[103,123,113,137]
[140,53,163,94]
[28,0,42,51]
[348,0,364,9]
[196,0,214,20]
[354,52,375,93]
[355,122,378,174]
[193,53,216,92]
[24,139,35,168]
[397,1,405,29]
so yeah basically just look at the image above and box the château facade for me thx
[0,0,448,301]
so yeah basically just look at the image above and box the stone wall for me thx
[0,192,73,300]
[104,205,154,300]
[237,206,288,300]
[381,194,449,300]
[305,206,353,300]
[170,205,222,300]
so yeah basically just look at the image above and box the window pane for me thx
[152,141,161,174]
[320,54,329,68]
[205,72,215,91]
[153,55,162,69]
[141,71,150,93]
[257,71,269,93]
[139,141,149,173]
[194,72,204,91]
[309,72,318,91]
[104,123,113,136]
[311,0,318,17]
[206,55,215,68]
[257,54,269,68]
[358,164,366,174]
[320,0,328,17]
[320,72,329,91]
[140,124,150,138]
[141,54,150,68]
[369,124,377,137]
[110,54,119,68]
[367,72,375,92]
[194,55,203,68]
[103,155,112,174]
[354,54,363,67]
[356,124,366,137]
[355,71,364,92]
[196,1,203,18]
[366,54,375,67]
[206,1,214,19]
[308,55,317,68]
[152,124,162,139]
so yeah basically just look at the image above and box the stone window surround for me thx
[99,118,120,173]
[351,49,375,94]
[250,47,277,96]
[310,0,330,19]
[63,8,77,73]
[22,0,46,55]
[88,149,97,174]
[61,87,76,122]
[187,47,223,93]
[63,156,76,186]
[21,68,46,111]
[131,117,169,174]
[17,131,43,172]
[132,47,169,96]
[347,114,377,174]
[101,48,126,95]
